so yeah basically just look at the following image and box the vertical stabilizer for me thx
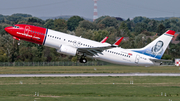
[131,30,175,59]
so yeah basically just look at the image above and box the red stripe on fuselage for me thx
[12,24,46,45]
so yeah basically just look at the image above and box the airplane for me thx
[4,24,175,66]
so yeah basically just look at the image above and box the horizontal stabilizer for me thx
[149,59,172,62]
[149,58,172,65]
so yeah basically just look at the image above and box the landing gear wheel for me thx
[79,57,87,63]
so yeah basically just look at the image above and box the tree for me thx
[147,20,158,32]
[94,16,108,23]
[27,17,45,26]
[44,19,54,29]
[134,34,147,48]
[54,19,67,32]
[11,13,32,17]
[67,16,84,31]
[156,24,166,36]
[132,16,148,23]
[78,20,97,30]
[92,30,109,42]
[134,23,147,35]
[118,22,130,37]
[98,16,118,28]
[71,56,78,62]
[0,34,19,62]
[176,34,180,41]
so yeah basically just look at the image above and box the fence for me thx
[0,61,175,67]
[0,61,111,67]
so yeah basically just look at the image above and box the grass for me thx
[0,65,180,101]
[0,76,180,101]
[0,65,179,74]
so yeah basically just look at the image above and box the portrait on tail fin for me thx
[151,40,163,57]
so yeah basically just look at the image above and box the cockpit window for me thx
[13,25,19,28]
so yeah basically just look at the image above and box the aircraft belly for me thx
[95,52,154,66]
[95,53,134,65]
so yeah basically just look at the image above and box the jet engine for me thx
[57,45,77,56]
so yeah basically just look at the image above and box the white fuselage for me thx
[44,29,155,66]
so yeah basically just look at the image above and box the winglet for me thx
[100,36,108,43]
[113,37,124,46]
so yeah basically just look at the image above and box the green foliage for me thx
[27,17,45,26]
[93,30,109,42]
[11,13,32,17]
[78,20,97,30]
[134,34,147,48]
[54,19,67,32]
[162,54,172,59]
[176,34,180,41]
[71,55,78,62]
[156,23,166,36]
[44,19,54,29]
[132,16,148,23]
[1,76,180,101]
[94,16,108,23]
[118,22,130,37]
[67,16,84,31]
[98,16,118,28]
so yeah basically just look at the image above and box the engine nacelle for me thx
[57,45,77,56]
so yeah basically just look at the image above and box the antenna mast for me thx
[93,0,98,21]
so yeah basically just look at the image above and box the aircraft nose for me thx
[4,26,12,33]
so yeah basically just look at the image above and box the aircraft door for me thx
[135,55,140,64]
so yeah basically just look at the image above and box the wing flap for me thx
[77,45,115,56]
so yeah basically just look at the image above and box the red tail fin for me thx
[113,37,124,46]
[100,36,108,43]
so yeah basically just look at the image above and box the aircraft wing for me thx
[77,37,124,56]
[77,45,116,56]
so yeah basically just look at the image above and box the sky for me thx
[0,0,180,19]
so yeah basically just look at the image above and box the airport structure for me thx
[93,0,98,21]
[175,58,180,66]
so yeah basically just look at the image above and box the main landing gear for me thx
[79,55,87,63]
